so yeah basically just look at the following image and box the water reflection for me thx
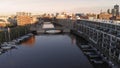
[69,34,76,45]
[22,36,35,47]
[0,34,94,68]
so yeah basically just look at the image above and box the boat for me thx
[88,54,100,59]
[0,51,2,54]
[82,48,96,51]
[80,45,91,49]
[46,30,61,34]
[1,46,11,50]
[8,44,16,48]
[8,41,16,45]
[90,59,103,64]
[12,40,20,44]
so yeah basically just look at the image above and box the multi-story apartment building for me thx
[16,12,33,26]
[98,12,112,20]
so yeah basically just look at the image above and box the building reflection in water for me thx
[77,37,88,45]
[22,36,35,47]
[70,34,76,45]
[69,34,88,45]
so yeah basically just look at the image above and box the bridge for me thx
[30,21,70,34]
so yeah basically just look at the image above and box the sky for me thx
[0,0,119,15]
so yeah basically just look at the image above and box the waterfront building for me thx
[75,13,88,19]
[56,12,67,19]
[116,16,120,20]
[98,12,112,20]
[0,19,7,27]
[66,13,75,20]
[86,13,97,20]
[7,15,17,27]
[0,16,10,27]
[16,12,33,26]
[31,17,38,24]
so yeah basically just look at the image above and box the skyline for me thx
[0,0,120,15]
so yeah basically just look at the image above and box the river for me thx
[0,33,93,68]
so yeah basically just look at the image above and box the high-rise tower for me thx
[112,4,119,16]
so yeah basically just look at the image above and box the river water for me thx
[0,34,93,68]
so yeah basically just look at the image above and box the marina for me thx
[0,33,33,55]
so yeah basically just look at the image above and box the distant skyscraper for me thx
[107,9,111,14]
[114,4,119,16]
[112,4,119,16]
[111,8,115,16]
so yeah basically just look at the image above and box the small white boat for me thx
[12,40,19,44]
[27,33,33,36]
[8,44,16,47]
[80,45,90,48]
[46,30,61,34]
[17,38,23,42]
[1,46,11,50]
[8,41,16,45]
[0,52,2,54]
[90,59,103,64]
